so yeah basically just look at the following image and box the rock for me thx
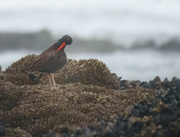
[42,77,180,137]
[0,81,28,110]
[0,66,3,80]
[0,82,154,136]
[55,59,120,89]
[4,54,40,85]
[5,127,32,137]
[4,55,120,89]
[0,122,5,136]
[2,54,180,137]
[119,79,141,90]
[148,76,162,89]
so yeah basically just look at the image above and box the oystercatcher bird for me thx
[30,35,73,85]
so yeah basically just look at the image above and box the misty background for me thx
[0,0,180,81]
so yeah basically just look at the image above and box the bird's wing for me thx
[31,52,58,72]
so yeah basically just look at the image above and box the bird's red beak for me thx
[57,42,66,51]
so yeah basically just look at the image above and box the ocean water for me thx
[0,50,179,81]
[0,0,180,46]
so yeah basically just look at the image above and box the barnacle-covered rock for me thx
[55,59,120,89]
[2,54,180,136]
[4,55,120,89]
[0,80,28,110]
[5,127,32,137]
[4,54,41,85]
[0,82,154,136]
[0,122,5,136]
[43,78,180,137]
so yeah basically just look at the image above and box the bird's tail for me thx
[28,73,43,83]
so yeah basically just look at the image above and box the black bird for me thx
[30,35,73,85]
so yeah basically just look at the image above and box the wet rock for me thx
[121,76,180,92]
[147,76,162,90]
[120,80,141,90]
[0,122,5,136]
[0,74,4,80]
[162,77,170,89]
[0,67,3,80]
[131,101,152,117]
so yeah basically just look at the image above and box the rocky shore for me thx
[1,31,180,52]
[0,55,180,137]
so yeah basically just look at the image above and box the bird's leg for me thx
[48,74,52,85]
[51,73,56,85]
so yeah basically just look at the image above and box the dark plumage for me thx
[30,35,73,85]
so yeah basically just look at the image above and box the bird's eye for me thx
[67,38,69,41]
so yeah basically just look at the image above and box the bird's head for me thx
[57,35,73,51]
